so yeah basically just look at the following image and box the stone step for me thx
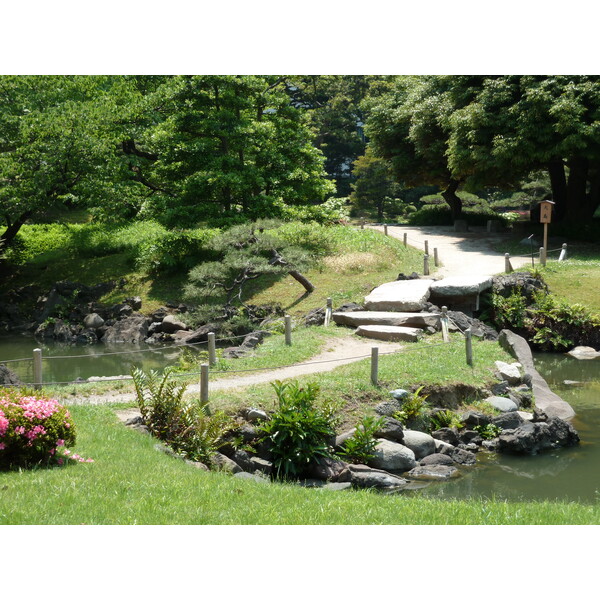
[429,275,492,298]
[355,325,423,342]
[364,279,434,312]
[333,311,439,329]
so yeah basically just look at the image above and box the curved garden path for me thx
[368,224,532,277]
[68,224,530,406]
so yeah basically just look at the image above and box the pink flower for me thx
[56,439,65,446]
[14,426,25,435]
[58,458,64,465]
[85,458,94,463]
[0,443,6,450]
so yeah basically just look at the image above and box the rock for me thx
[83,313,105,329]
[374,400,403,417]
[211,452,243,474]
[450,447,477,466]
[335,428,357,450]
[344,464,409,490]
[356,325,423,342]
[304,457,349,481]
[373,417,404,443]
[434,439,456,455]
[125,296,143,311]
[495,361,523,385]
[396,272,420,281]
[0,364,22,386]
[185,460,210,471]
[460,411,491,428]
[101,314,151,344]
[389,389,409,401]
[406,465,460,480]
[492,412,527,430]
[460,430,483,445]
[333,311,440,329]
[75,329,98,345]
[485,396,518,412]
[446,311,499,340]
[246,408,268,423]
[419,453,455,466]
[459,442,480,452]
[497,418,580,455]
[160,314,188,333]
[369,439,417,472]
[401,430,436,459]
[323,482,353,491]
[508,385,533,409]
[567,346,600,360]
[172,324,218,345]
[429,276,493,297]
[516,411,534,422]
[249,457,273,476]
[334,302,364,313]
[233,472,270,483]
[364,279,433,312]
[431,427,460,446]
[304,307,326,327]
[492,272,547,302]
[498,329,575,420]
[491,380,510,395]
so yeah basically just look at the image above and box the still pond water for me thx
[1,335,599,503]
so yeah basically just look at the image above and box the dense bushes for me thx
[0,389,77,469]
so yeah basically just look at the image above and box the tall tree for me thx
[121,76,334,225]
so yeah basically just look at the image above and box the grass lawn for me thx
[1,403,599,525]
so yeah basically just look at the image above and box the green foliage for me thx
[131,367,232,464]
[337,415,385,464]
[429,409,463,432]
[260,380,338,479]
[491,291,529,330]
[473,423,503,440]
[393,386,430,430]
[279,197,350,225]
[0,388,76,469]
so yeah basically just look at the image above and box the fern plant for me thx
[338,415,385,464]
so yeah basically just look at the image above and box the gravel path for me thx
[66,335,404,405]
[369,224,532,277]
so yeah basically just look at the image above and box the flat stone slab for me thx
[429,276,493,297]
[364,279,433,312]
[333,311,440,329]
[567,346,600,360]
[485,396,518,413]
[356,325,423,342]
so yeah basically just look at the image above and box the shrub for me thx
[260,380,338,479]
[429,409,463,432]
[0,389,77,469]
[337,415,385,464]
[474,423,503,440]
[132,367,232,464]
[393,386,430,430]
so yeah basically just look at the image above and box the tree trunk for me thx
[441,179,462,220]
[270,250,315,293]
[547,158,567,221]
[565,156,590,222]
[1,211,33,248]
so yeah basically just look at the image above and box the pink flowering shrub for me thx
[0,388,77,469]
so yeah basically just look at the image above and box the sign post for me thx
[539,200,554,267]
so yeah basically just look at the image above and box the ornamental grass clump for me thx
[0,388,78,469]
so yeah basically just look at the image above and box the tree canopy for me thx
[365,75,600,221]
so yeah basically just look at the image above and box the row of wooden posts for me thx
[505,243,567,272]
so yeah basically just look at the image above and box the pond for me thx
[414,352,600,504]
[0,334,185,384]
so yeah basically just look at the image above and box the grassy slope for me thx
[1,404,598,525]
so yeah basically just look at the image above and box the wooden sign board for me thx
[539,200,554,224]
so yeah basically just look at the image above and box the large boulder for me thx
[400,430,436,459]
[498,329,576,420]
[101,314,151,344]
[333,311,440,329]
[492,411,527,431]
[429,275,493,297]
[567,346,600,360]
[497,418,580,455]
[83,313,105,330]
[305,457,349,482]
[364,279,433,312]
[160,314,188,333]
[373,417,404,443]
[485,396,518,412]
[369,439,417,472]
[495,361,523,385]
[356,325,423,342]
[341,464,409,490]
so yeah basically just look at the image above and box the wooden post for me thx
[423,254,430,276]
[505,253,513,273]
[465,328,473,366]
[543,222,548,263]
[33,348,42,390]
[360,218,365,230]
[559,243,567,261]
[540,246,546,267]
[200,363,209,407]
[324,298,333,327]
[371,346,379,386]
[403,232,407,247]
[285,314,292,346]
[383,224,388,236]
[424,240,429,256]
[441,306,450,343]
[207,332,216,366]
[433,247,439,267]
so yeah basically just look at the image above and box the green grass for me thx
[1,403,598,525]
